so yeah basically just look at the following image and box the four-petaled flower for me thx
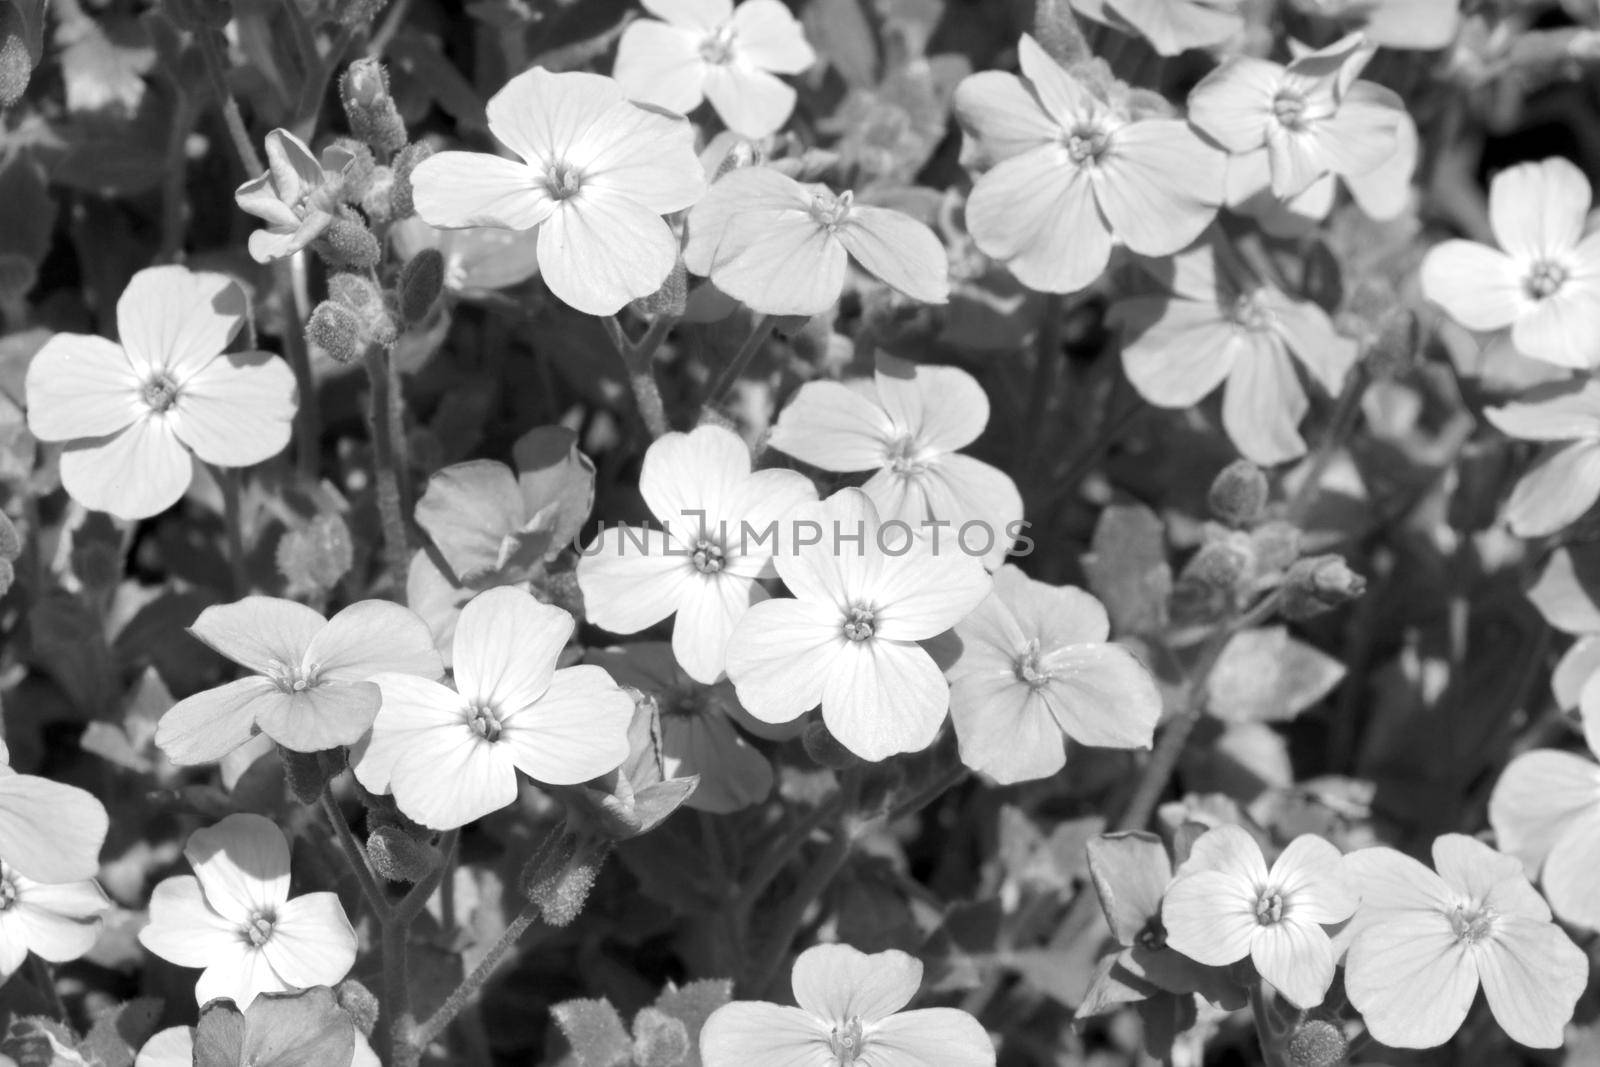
[24,266,298,520]
[613,0,816,138]
[1161,824,1356,1009]
[947,566,1161,784]
[155,596,444,764]
[1421,157,1600,369]
[234,129,356,264]
[1342,833,1589,1049]
[0,860,109,983]
[1187,32,1402,200]
[767,354,1022,569]
[138,813,358,1008]
[354,587,635,830]
[683,166,949,315]
[954,34,1226,293]
[410,68,705,316]
[724,488,992,761]
[700,942,996,1066]
[577,424,816,683]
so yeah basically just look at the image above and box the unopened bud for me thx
[307,300,365,365]
[281,747,346,804]
[1287,1019,1349,1067]
[1280,554,1365,620]
[1032,0,1091,67]
[390,142,433,219]
[326,272,397,348]
[713,140,759,180]
[360,166,395,224]
[1249,521,1302,575]
[335,979,380,1038]
[316,213,381,271]
[398,248,445,326]
[542,566,586,621]
[340,59,407,155]
[801,720,858,770]
[520,829,610,927]
[631,1008,691,1067]
[630,261,687,320]
[1208,460,1269,527]
[367,824,442,883]
[1181,538,1253,593]
[0,20,31,111]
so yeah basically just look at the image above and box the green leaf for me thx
[1081,503,1171,635]
[1206,627,1345,723]
[649,979,732,1067]
[78,997,163,1067]
[551,998,633,1067]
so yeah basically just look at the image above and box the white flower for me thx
[723,488,991,761]
[1421,157,1600,369]
[613,0,816,138]
[1187,32,1402,200]
[0,862,108,982]
[1070,0,1244,57]
[700,942,995,1066]
[155,597,444,764]
[947,566,1161,784]
[1483,377,1600,536]
[0,762,107,884]
[410,68,706,316]
[953,34,1226,293]
[354,587,635,830]
[1343,834,1590,1049]
[576,424,816,684]
[234,129,355,263]
[23,266,298,520]
[389,217,541,300]
[1162,825,1356,1009]
[767,354,1022,569]
[683,166,949,315]
[138,814,357,1008]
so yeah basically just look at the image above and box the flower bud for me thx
[360,165,395,224]
[328,137,376,204]
[1280,554,1366,620]
[316,212,381,271]
[630,260,688,320]
[398,248,446,327]
[1287,1019,1349,1067]
[331,0,386,27]
[306,300,365,365]
[341,58,407,155]
[367,824,442,883]
[541,565,586,621]
[1032,0,1091,67]
[0,512,19,562]
[631,1007,691,1067]
[280,747,346,805]
[163,0,234,30]
[801,720,858,770]
[713,139,759,180]
[326,272,398,349]
[335,979,380,1038]
[520,829,611,927]
[1208,460,1269,527]
[390,142,433,219]
[0,19,31,111]
[1249,520,1302,575]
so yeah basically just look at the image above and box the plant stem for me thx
[735,794,844,913]
[26,955,67,1022]
[703,314,775,414]
[394,829,458,926]
[1022,294,1063,484]
[603,316,672,438]
[196,29,263,176]
[409,901,544,1052]
[1286,362,1370,527]
[280,257,321,479]
[215,467,250,597]
[383,914,417,1067]
[321,787,390,923]
[363,346,411,594]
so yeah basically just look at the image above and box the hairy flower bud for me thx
[631,1007,691,1067]
[713,139,760,180]
[360,165,395,224]
[335,979,380,1038]
[1249,520,1302,574]
[1362,308,1419,380]
[1032,0,1091,67]
[1287,1019,1349,1067]
[306,300,365,365]
[280,747,346,805]
[341,58,407,155]
[398,248,446,326]
[1208,460,1269,527]
[328,137,376,204]
[367,824,442,883]
[630,260,687,320]
[801,720,858,770]
[390,142,433,219]
[325,272,398,349]
[1280,554,1366,620]
[520,829,611,927]
[0,15,31,110]
[316,212,381,271]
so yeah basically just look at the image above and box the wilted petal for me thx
[23,334,141,442]
[412,152,554,231]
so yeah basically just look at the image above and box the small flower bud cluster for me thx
[630,261,688,320]
[308,273,398,363]
[1280,554,1367,621]
[341,58,407,156]
[0,8,33,110]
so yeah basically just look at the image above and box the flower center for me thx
[699,23,737,64]
[885,435,925,475]
[692,539,725,575]
[1272,89,1308,130]
[1448,901,1496,944]
[658,684,701,719]
[1524,259,1569,300]
[142,374,180,413]
[468,702,504,742]
[808,189,854,231]
[1015,640,1052,688]
[842,605,876,642]
[1135,916,1167,951]
[828,1017,866,1064]
[1063,124,1110,166]
[0,876,16,912]
[243,910,276,947]
[1230,290,1273,332]
[1255,889,1285,925]
[266,659,319,694]
[545,161,584,201]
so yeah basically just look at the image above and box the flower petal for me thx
[874,355,987,453]
[485,67,622,166]
[767,380,893,472]
[23,334,141,441]
[1221,334,1310,465]
[537,197,679,316]
[1510,287,1600,370]
[1488,748,1600,877]
[662,710,773,813]
[499,664,634,784]
[1419,239,1523,334]
[1476,916,1588,1048]
[0,775,107,882]
[155,677,281,765]
[910,454,1024,570]
[1186,57,1280,152]
[1039,643,1161,750]
[952,71,1059,168]
[1306,82,1401,179]
[390,724,518,830]
[820,639,950,761]
[1251,919,1335,1009]
[612,20,707,116]
[577,527,696,634]
[116,267,246,381]
[699,1002,830,1067]
[189,597,325,676]
[1541,806,1600,930]
[572,101,705,215]
[352,674,463,796]
[1489,157,1591,263]
[453,587,572,712]
[872,548,992,642]
[137,875,240,969]
[253,684,381,752]
[792,943,922,1024]
[640,423,751,540]
[306,600,443,683]
[834,205,949,305]
[1503,440,1600,538]
[186,814,290,921]
[1161,868,1259,966]
[724,598,844,724]
[58,417,194,520]
[1114,298,1240,408]
[168,352,297,468]
[867,1008,995,1066]
[1270,835,1355,925]
[732,0,816,72]
[1096,120,1225,257]
[703,64,798,140]
[1015,34,1096,127]
[12,877,109,963]
[412,152,554,230]
[1483,378,1600,442]
[966,148,1111,294]
[949,669,1066,784]
[672,574,760,684]
[260,892,357,991]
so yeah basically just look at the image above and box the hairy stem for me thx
[280,256,322,479]
[1286,362,1370,527]
[196,29,263,176]
[410,901,543,1052]
[363,346,411,595]
[320,787,390,923]
[604,316,672,438]
[383,917,417,1067]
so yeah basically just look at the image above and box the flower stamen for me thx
[828,1017,866,1064]
[692,540,726,575]
[468,702,504,743]
[1272,90,1308,131]
[1524,260,1569,301]
[142,374,180,413]
[546,162,584,201]
[1255,889,1285,925]
[699,23,737,65]
[842,605,875,642]
[243,910,276,947]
